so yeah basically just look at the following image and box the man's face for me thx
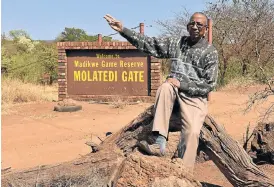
[187,14,208,41]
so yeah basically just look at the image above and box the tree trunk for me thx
[200,116,273,187]
[221,56,228,85]
[242,59,248,76]
[218,48,228,86]
[2,105,274,187]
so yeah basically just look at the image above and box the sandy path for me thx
[1,102,152,169]
[2,85,273,186]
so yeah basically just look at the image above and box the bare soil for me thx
[2,85,274,186]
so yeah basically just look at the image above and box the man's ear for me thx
[186,25,190,32]
[203,27,208,37]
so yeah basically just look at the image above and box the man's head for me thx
[187,12,208,42]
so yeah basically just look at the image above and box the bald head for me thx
[187,12,209,42]
[190,12,208,26]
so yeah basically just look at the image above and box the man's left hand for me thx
[166,78,180,88]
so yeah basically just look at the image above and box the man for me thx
[104,12,219,171]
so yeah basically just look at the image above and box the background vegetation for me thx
[1,28,112,105]
[1,0,273,107]
[157,0,274,88]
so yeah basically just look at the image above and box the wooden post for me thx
[140,23,144,35]
[207,18,213,102]
[207,19,213,45]
[98,34,102,45]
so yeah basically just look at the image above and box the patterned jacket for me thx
[120,27,219,97]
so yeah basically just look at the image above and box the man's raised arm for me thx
[120,27,172,58]
[104,14,173,59]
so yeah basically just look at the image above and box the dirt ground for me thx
[2,85,274,186]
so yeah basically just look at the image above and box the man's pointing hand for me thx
[104,14,123,32]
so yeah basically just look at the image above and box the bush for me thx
[1,77,57,105]
[2,32,58,84]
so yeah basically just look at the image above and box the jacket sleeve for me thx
[120,27,175,58]
[179,49,219,96]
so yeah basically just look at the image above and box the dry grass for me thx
[218,77,257,91]
[1,78,58,114]
[110,95,130,109]
[216,77,270,96]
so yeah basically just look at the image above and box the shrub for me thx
[1,77,57,105]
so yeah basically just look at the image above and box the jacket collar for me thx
[186,37,208,48]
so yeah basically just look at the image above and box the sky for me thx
[1,0,213,41]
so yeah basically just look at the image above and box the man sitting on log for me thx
[104,12,219,172]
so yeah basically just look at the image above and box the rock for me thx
[85,141,101,153]
[115,153,202,187]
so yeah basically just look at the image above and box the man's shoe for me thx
[138,140,165,157]
[147,134,157,144]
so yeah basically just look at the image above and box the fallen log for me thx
[106,105,274,186]
[200,116,273,186]
[2,105,274,187]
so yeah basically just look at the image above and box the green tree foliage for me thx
[2,30,57,84]
[2,27,113,85]
[1,47,12,70]
[56,27,112,42]
[34,43,58,84]
[56,27,88,42]
[9,29,31,40]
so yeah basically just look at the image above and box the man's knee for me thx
[185,127,202,138]
[159,82,173,92]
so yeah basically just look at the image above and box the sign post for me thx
[207,18,213,102]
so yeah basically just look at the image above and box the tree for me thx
[56,27,88,42]
[1,30,58,84]
[155,7,191,38]
[156,0,274,87]
[35,42,58,84]
[9,30,30,40]
[1,47,12,72]
[56,27,112,42]
[206,0,274,84]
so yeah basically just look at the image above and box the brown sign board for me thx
[57,40,162,102]
[66,49,150,96]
